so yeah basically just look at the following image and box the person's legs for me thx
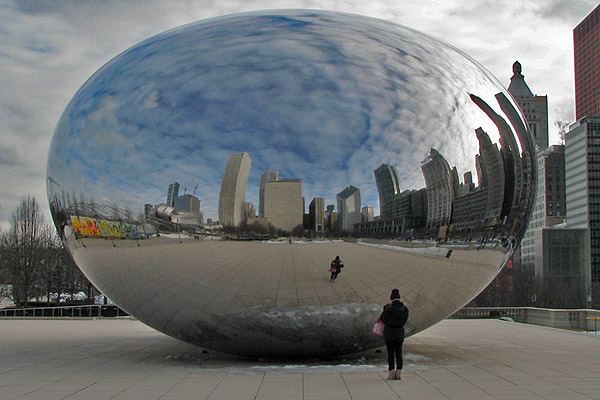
[385,342,395,370]
[332,272,338,281]
[394,341,403,379]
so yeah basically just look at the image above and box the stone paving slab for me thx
[0,318,599,399]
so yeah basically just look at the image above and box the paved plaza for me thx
[1,318,599,400]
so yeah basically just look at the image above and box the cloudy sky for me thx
[0,0,597,229]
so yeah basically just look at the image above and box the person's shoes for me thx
[395,370,402,380]
[387,370,396,380]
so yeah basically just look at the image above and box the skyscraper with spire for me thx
[507,61,548,152]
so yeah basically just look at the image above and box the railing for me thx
[449,307,523,319]
[0,305,127,318]
[586,317,600,334]
[450,307,600,332]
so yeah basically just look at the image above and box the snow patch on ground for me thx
[357,242,452,258]
[262,239,345,244]
[163,352,432,372]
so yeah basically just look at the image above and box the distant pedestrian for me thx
[329,256,344,282]
[379,288,409,380]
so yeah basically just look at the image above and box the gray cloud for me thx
[0,145,19,165]
[536,0,598,23]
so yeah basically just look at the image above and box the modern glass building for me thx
[373,163,401,219]
[167,182,180,207]
[566,118,600,282]
[574,4,600,120]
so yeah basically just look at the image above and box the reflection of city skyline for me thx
[48,90,534,241]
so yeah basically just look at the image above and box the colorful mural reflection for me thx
[70,216,142,239]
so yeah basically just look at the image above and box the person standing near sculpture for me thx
[379,288,409,380]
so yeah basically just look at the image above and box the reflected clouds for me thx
[49,11,507,216]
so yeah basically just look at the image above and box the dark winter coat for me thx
[379,300,409,343]
[331,259,344,273]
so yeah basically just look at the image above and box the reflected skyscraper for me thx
[218,152,251,227]
[362,206,374,223]
[309,197,325,231]
[374,164,401,219]
[475,128,505,224]
[451,128,505,233]
[336,185,361,231]
[259,169,278,218]
[174,194,200,213]
[421,149,455,233]
[167,182,179,207]
[470,93,534,237]
[264,179,303,232]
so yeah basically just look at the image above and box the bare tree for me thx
[3,196,51,306]
[555,120,570,144]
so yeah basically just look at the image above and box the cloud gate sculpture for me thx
[47,10,535,359]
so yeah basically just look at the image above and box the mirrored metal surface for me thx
[47,10,535,358]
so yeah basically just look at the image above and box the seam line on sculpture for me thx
[205,371,229,399]
[339,372,354,400]
[254,372,266,399]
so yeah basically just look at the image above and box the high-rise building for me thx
[362,206,374,223]
[245,202,256,221]
[218,152,251,227]
[574,4,600,120]
[475,128,505,224]
[421,148,455,232]
[259,169,277,218]
[309,197,325,231]
[521,145,566,270]
[263,179,303,232]
[167,182,180,207]
[470,93,534,239]
[535,227,591,307]
[325,205,335,231]
[174,194,200,213]
[336,185,361,232]
[507,61,548,151]
[374,164,401,219]
[566,118,600,283]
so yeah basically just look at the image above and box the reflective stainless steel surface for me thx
[47,10,535,358]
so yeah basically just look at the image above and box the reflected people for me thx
[46,10,535,358]
[329,255,344,282]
